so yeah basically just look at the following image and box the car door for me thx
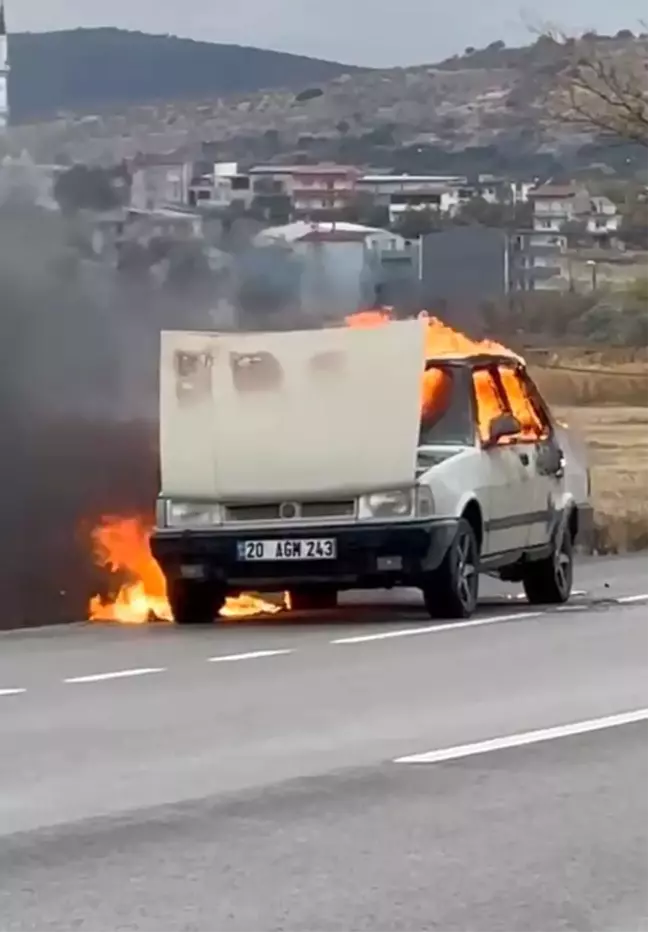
[518,367,570,546]
[495,363,555,549]
[472,366,529,556]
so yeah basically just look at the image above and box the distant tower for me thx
[0,2,9,130]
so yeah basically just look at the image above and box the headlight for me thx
[358,486,434,520]
[162,500,222,528]
[365,489,413,518]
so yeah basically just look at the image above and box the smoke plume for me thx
[0,201,215,627]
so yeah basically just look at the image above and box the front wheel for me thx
[522,524,573,605]
[169,581,226,625]
[421,518,479,620]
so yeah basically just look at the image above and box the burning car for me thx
[149,316,591,624]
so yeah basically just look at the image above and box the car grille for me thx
[224,499,356,523]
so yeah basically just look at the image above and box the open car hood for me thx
[160,320,427,500]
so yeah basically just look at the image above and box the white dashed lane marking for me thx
[207,649,294,663]
[394,708,648,764]
[64,667,166,684]
[331,611,541,644]
[1,596,645,697]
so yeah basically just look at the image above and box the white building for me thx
[188,161,253,211]
[0,2,9,131]
[529,184,621,241]
[252,221,419,317]
[477,175,536,205]
[129,157,194,211]
[587,195,621,237]
[357,174,468,221]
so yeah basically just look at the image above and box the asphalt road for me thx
[1,554,647,931]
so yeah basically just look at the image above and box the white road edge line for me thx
[332,611,542,645]
[618,593,648,604]
[394,708,648,764]
[0,688,27,697]
[64,667,166,684]
[207,649,294,663]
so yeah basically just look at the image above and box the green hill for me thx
[8,27,361,122]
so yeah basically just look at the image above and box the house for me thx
[587,196,621,238]
[477,175,535,205]
[188,161,253,211]
[528,183,621,242]
[251,221,420,317]
[528,184,591,233]
[248,164,359,216]
[90,206,203,260]
[356,173,467,221]
[129,155,194,210]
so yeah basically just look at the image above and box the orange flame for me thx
[88,517,288,624]
[345,309,544,441]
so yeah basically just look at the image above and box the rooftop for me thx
[249,163,359,176]
[254,220,386,244]
[528,184,582,199]
[360,174,468,184]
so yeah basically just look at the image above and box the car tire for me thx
[522,522,574,605]
[422,518,480,620]
[289,586,338,612]
[169,581,226,625]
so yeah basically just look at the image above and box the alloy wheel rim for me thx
[554,534,572,595]
[456,532,477,608]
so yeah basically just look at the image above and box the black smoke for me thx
[0,203,212,627]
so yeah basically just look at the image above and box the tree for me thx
[549,33,648,147]
[54,164,131,213]
[454,197,532,230]
[392,208,443,238]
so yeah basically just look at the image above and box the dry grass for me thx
[530,364,648,407]
[554,404,648,553]
[527,349,647,552]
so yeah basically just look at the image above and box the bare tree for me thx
[547,32,648,147]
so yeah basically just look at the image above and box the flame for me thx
[345,309,544,442]
[344,309,516,359]
[88,517,288,623]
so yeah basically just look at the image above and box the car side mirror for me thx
[537,442,565,476]
[486,413,521,446]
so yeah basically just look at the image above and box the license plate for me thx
[237,539,337,561]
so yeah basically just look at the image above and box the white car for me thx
[151,322,592,624]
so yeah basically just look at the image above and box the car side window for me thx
[496,366,550,442]
[472,368,508,443]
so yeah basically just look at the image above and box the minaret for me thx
[0,2,9,130]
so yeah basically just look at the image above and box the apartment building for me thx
[357,173,469,221]
[248,164,360,215]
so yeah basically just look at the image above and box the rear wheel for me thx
[289,586,338,612]
[421,518,479,620]
[522,523,573,605]
[169,581,226,625]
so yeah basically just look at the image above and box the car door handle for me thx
[518,452,529,466]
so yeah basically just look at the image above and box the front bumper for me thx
[151,518,458,591]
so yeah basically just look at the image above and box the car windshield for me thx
[418,364,475,446]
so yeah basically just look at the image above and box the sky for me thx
[8,0,648,67]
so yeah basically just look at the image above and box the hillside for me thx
[7,32,647,175]
[8,28,361,122]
